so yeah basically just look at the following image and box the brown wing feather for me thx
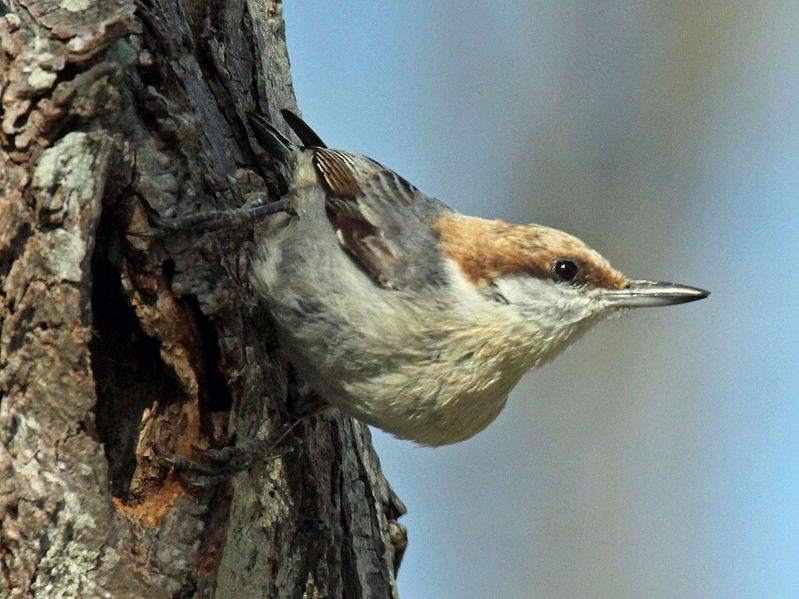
[325,199,402,287]
[312,149,367,197]
[310,147,447,289]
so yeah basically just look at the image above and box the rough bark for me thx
[0,1,406,597]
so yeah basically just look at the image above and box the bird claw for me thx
[124,191,295,239]
[153,445,234,477]
[154,443,293,487]
[177,471,240,490]
[153,422,298,487]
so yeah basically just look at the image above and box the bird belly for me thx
[276,327,523,446]
[250,188,529,446]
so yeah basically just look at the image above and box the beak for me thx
[602,280,710,308]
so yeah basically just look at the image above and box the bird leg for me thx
[131,195,294,238]
[154,419,298,488]
[155,399,332,488]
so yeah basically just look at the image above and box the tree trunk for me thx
[0,1,406,596]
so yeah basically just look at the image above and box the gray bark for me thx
[0,1,406,597]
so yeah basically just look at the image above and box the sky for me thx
[282,2,799,598]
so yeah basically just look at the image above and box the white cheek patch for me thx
[493,275,559,307]
[491,276,599,325]
[442,258,483,297]
[441,258,503,317]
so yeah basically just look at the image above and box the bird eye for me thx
[552,258,579,282]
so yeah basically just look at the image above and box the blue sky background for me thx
[282,2,799,597]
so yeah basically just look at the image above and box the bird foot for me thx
[154,421,297,488]
[128,196,294,238]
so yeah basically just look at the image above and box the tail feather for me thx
[280,109,327,148]
[247,112,294,164]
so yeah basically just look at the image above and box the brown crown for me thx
[434,212,629,290]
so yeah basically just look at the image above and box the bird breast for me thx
[250,187,533,445]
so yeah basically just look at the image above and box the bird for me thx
[236,109,710,448]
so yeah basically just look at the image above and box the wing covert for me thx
[311,148,449,290]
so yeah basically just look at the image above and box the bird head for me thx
[435,213,709,367]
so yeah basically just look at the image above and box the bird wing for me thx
[311,147,449,290]
[280,109,327,148]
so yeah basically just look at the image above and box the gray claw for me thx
[153,445,227,476]
[153,437,294,488]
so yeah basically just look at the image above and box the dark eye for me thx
[552,258,579,282]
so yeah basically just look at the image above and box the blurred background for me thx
[282,2,799,598]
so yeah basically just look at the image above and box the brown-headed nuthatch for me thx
[153,109,709,483]
[238,110,709,447]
